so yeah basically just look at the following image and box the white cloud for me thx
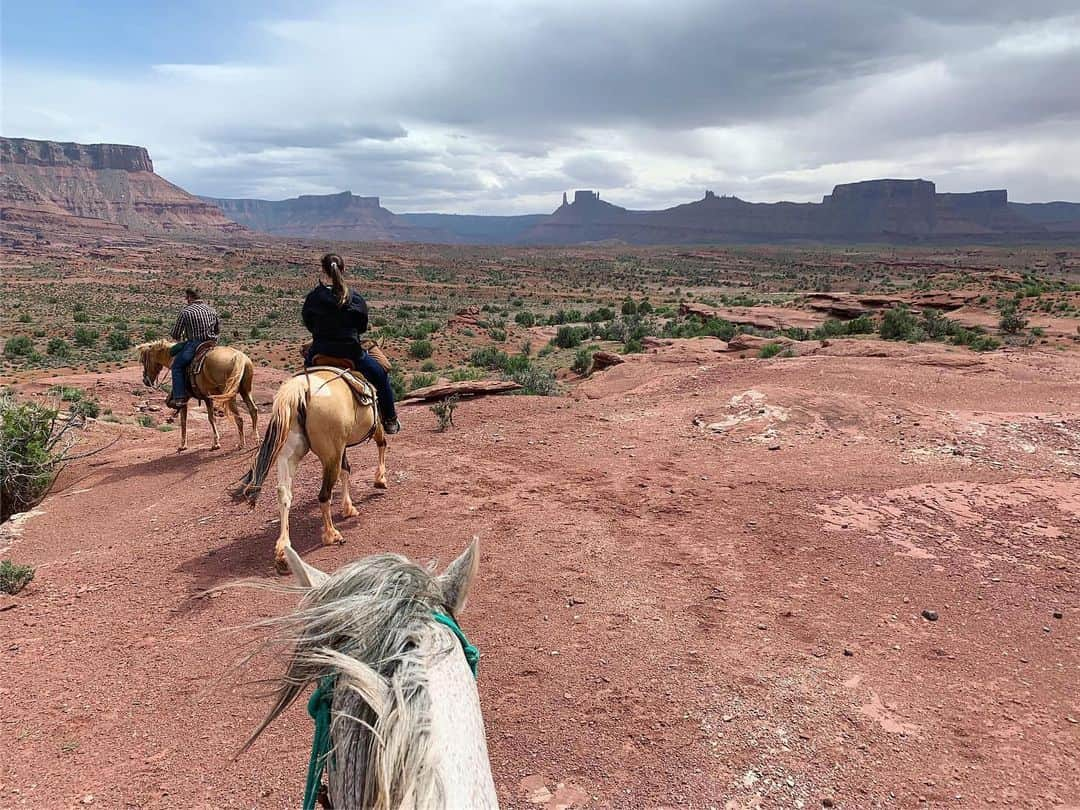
[2,1,1079,212]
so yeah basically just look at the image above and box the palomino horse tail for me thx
[210,351,247,407]
[233,375,307,505]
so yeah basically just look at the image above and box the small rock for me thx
[82,796,95,806]
[843,648,854,657]
[1053,610,1063,619]
[767,442,781,451]
[922,610,938,622]
[822,799,835,808]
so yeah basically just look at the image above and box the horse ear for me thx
[438,537,479,614]
[284,545,329,589]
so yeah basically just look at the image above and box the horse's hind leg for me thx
[205,401,221,450]
[228,398,245,449]
[274,428,309,573]
[241,387,258,440]
[338,450,359,519]
[373,427,388,490]
[318,453,346,546]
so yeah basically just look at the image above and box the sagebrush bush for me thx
[4,336,33,358]
[879,307,921,341]
[0,560,35,595]
[1,395,73,522]
[572,348,594,374]
[73,327,98,347]
[758,342,784,358]
[408,339,434,359]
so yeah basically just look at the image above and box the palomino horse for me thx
[136,340,258,451]
[236,369,388,571]
[242,540,497,809]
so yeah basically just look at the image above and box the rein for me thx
[302,612,479,810]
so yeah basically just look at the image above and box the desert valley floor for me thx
[1,240,1079,809]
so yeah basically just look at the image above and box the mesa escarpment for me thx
[205,191,450,242]
[208,179,1080,245]
[0,137,243,238]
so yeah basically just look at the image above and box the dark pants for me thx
[307,344,396,422]
[171,340,199,401]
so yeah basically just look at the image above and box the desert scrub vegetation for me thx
[0,394,89,522]
[3,336,34,359]
[0,559,35,595]
[879,307,1001,352]
[408,339,434,359]
[468,347,557,395]
[430,395,459,431]
[758,342,785,359]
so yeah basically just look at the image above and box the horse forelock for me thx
[253,554,452,809]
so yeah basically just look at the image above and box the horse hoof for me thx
[274,558,289,575]
[342,506,360,519]
[373,480,387,490]
[177,447,187,454]
[322,531,344,546]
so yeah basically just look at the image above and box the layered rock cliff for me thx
[206,191,450,243]
[0,137,242,235]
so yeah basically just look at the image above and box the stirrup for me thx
[383,418,401,435]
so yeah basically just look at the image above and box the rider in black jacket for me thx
[302,253,400,433]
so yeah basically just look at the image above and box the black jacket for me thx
[302,284,369,347]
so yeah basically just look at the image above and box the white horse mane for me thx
[245,553,462,809]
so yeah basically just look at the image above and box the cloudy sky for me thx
[3,1,1080,213]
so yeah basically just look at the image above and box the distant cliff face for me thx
[1,138,154,172]
[0,137,241,235]
[204,192,452,243]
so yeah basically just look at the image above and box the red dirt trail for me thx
[2,340,1078,809]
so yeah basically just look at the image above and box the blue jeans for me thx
[171,340,199,400]
[354,351,397,423]
[306,344,396,422]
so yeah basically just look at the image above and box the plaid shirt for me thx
[171,300,220,341]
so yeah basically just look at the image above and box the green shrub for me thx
[998,300,1028,334]
[758,342,784,358]
[136,414,155,428]
[408,339,434,359]
[106,329,131,351]
[420,359,437,372]
[0,395,73,522]
[46,337,72,358]
[621,298,638,316]
[469,347,509,369]
[4,336,34,358]
[0,560,35,595]
[552,325,590,349]
[506,364,557,396]
[74,327,98,347]
[572,348,594,374]
[488,328,507,343]
[73,310,90,323]
[514,311,536,327]
[390,370,406,401]
[879,307,921,341]
[448,366,484,382]
[69,398,100,420]
[408,372,438,391]
[18,312,32,324]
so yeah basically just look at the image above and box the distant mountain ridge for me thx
[0,137,242,236]
[208,181,1080,245]
[4,136,1080,245]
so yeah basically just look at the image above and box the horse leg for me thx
[318,453,346,547]
[338,450,359,519]
[240,382,258,440]
[373,425,388,489]
[274,429,309,573]
[205,400,221,450]
[228,398,245,449]
[178,405,188,452]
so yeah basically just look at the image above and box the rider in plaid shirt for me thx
[167,288,220,409]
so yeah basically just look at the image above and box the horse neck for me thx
[424,625,498,809]
[156,344,176,368]
[330,624,498,810]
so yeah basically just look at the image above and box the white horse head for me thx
[244,539,498,809]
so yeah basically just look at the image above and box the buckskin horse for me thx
[136,339,258,451]
[234,367,388,571]
[240,540,497,809]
